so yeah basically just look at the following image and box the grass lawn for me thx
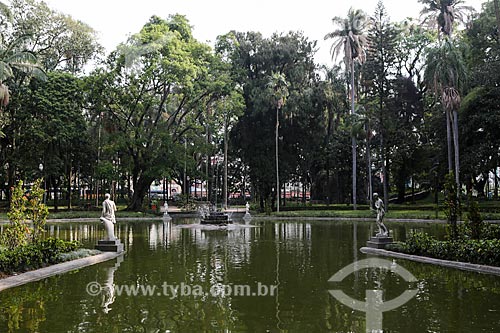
[0,208,157,220]
[1,197,500,221]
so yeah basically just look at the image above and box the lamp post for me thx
[39,163,46,204]
[4,162,8,201]
[186,176,190,206]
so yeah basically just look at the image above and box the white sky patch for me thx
[41,0,487,66]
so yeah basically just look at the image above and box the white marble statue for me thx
[100,193,117,240]
[374,193,388,237]
[245,202,250,215]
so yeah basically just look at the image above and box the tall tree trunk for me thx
[53,178,59,212]
[223,114,229,210]
[453,109,460,189]
[494,0,500,41]
[446,110,453,173]
[366,126,373,208]
[127,176,154,211]
[276,106,280,212]
[381,132,389,211]
[326,161,331,205]
[351,60,357,210]
[67,164,72,210]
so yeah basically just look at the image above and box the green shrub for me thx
[482,224,500,240]
[393,232,500,266]
[0,238,82,274]
[1,179,48,249]
[465,197,483,239]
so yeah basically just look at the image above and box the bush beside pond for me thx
[0,238,82,275]
[387,232,500,267]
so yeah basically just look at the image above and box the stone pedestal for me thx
[96,239,124,253]
[366,236,394,249]
[163,213,172,221]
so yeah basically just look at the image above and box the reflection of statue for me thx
[374,193,388,237]
[101,255,123,313]
[100,193,117,240]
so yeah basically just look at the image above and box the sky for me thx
[41,0,488,67]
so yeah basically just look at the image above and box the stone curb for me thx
[0,252,124,292]
[360,247,500,276]
[1,217,499,224]
[254,216,447,223]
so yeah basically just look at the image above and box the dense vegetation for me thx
[0,0,500,213]
[0,179,84,276]
[0,238,82,275]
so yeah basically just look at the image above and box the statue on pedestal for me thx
[100,193,117,241]
[373,193,388,237]
[243,201,252,222]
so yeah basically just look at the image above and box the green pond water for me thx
[1,219,500,332]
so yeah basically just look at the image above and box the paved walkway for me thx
[0,252,123,292]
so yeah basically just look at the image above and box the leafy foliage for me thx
[465,196,483,239]
[394,232,500,267]
[1,179,48,249]
[0,238,81,274]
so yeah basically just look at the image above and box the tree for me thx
[267,71,289,212]
[0,0,100,203]
[16,72,90,210]
[325,7,368,209]
[494,0,500,39]
[89,15,225,211]
[394,18,434,94]
[362,1,399,209]
[425,38,467,189]
[459,87,500,196]
[211,90,244,209]
[226,31,318,211]
[419,0,474,36]
[7,0,102,73]
[466,0,500,87]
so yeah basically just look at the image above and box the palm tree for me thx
[419,0,474,36]
[324,7,368,210]
[0,1,45,109]
[420,0,470,189]
[494,0,500,40]
[268,72,289,213]
[425,39,467,188]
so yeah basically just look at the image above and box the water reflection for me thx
[0,219,498,332]
[101,255,124,314]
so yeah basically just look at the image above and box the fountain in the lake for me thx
[199,204,232,225]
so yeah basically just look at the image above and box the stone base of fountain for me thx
[201,212,232,225]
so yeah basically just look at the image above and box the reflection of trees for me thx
[4,220,500,331]
[0,278,54,332]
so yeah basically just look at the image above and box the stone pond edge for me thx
[360,246,500,276]
[0,251,124,292]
